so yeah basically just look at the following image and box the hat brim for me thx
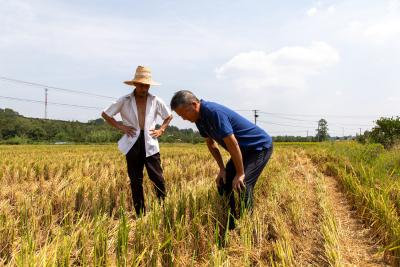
[124,80,161,86]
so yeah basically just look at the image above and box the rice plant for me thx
[0,143,396,265]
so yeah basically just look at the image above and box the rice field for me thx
[0,142,399,266]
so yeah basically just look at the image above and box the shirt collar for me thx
[131,90,153,98]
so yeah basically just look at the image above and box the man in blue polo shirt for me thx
[170,90,273,228]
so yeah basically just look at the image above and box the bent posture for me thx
[170,90,272,228]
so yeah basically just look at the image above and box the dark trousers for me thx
[126,130,166,216]
[221,145,273,226]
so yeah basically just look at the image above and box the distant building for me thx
[54,142,68,145]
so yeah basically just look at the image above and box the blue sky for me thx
[1,0,399,136]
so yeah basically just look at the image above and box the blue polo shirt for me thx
[195,100,272,151]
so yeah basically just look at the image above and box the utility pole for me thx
[44,88,48,119]
[253,110,259,125]
[342,127,344,139]
[359,128,362,136]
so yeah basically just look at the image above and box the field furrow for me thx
[323,173,388,266]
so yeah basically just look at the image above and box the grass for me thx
[308,141,400,265]
[315,173,342,266]
[0,142,398,265]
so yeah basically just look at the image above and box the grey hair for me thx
[170,90,199,110]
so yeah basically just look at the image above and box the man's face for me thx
[134,83,150,97]
[174,102,200,123]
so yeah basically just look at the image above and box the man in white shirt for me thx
[102,66,173,216]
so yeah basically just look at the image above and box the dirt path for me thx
[323,173,389,266]
[290,152,326,266]
[291,150,389,266]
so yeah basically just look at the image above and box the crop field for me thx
[0,142,399,266]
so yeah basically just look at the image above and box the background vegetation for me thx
[5,107,396,145]
[358,117,400,149]
[0,108,203,144]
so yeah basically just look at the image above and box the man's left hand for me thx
[232,174,246,192]
[149,129,164,138]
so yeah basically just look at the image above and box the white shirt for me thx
[103,92,171,157]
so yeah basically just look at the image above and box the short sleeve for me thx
[156,97,172,120]
[211,110,233,138]
[103,97,124,117]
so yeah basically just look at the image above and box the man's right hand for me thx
[216,168,226,195]
[119,125,136,137]
[216,168,226,186]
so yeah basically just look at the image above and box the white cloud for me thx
[339,1,400,44]
[388,0,400,11]
[364,17,400,42]
[343,16,400,45]
[327,5,336,14]
[387,96,400,102]
[307,7,318,17]
[216,42,340,91]
[0,0,239,68]
[306,3,335,17]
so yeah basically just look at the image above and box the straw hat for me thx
[124,66,160,86]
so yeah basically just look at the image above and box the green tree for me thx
[54,131,69,142]
[27,127,47,141]
[86,130,114,143]
[369,117,400,148]
[316,119,329,142]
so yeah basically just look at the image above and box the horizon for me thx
[0,105,373,138]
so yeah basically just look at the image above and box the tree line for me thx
[0,108,203,144]
[1,108,398,147]
[273,119,330,142]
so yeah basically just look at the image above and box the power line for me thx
[239,110,376,127]
[268,130,310,134]
[258,111,317,122]
[0,95,103,110]
[329,122,373,127]
[0,94,377,128]
[235,110,375,134]
[233,109,376,136]
[0,95,376,136]
[0,76,394,119]
[0,76,116,100]
[234,109,253,112]
[0,81,380,135]
[258,111,375,126]
[257,110,392,119]
[258,120,314,129]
